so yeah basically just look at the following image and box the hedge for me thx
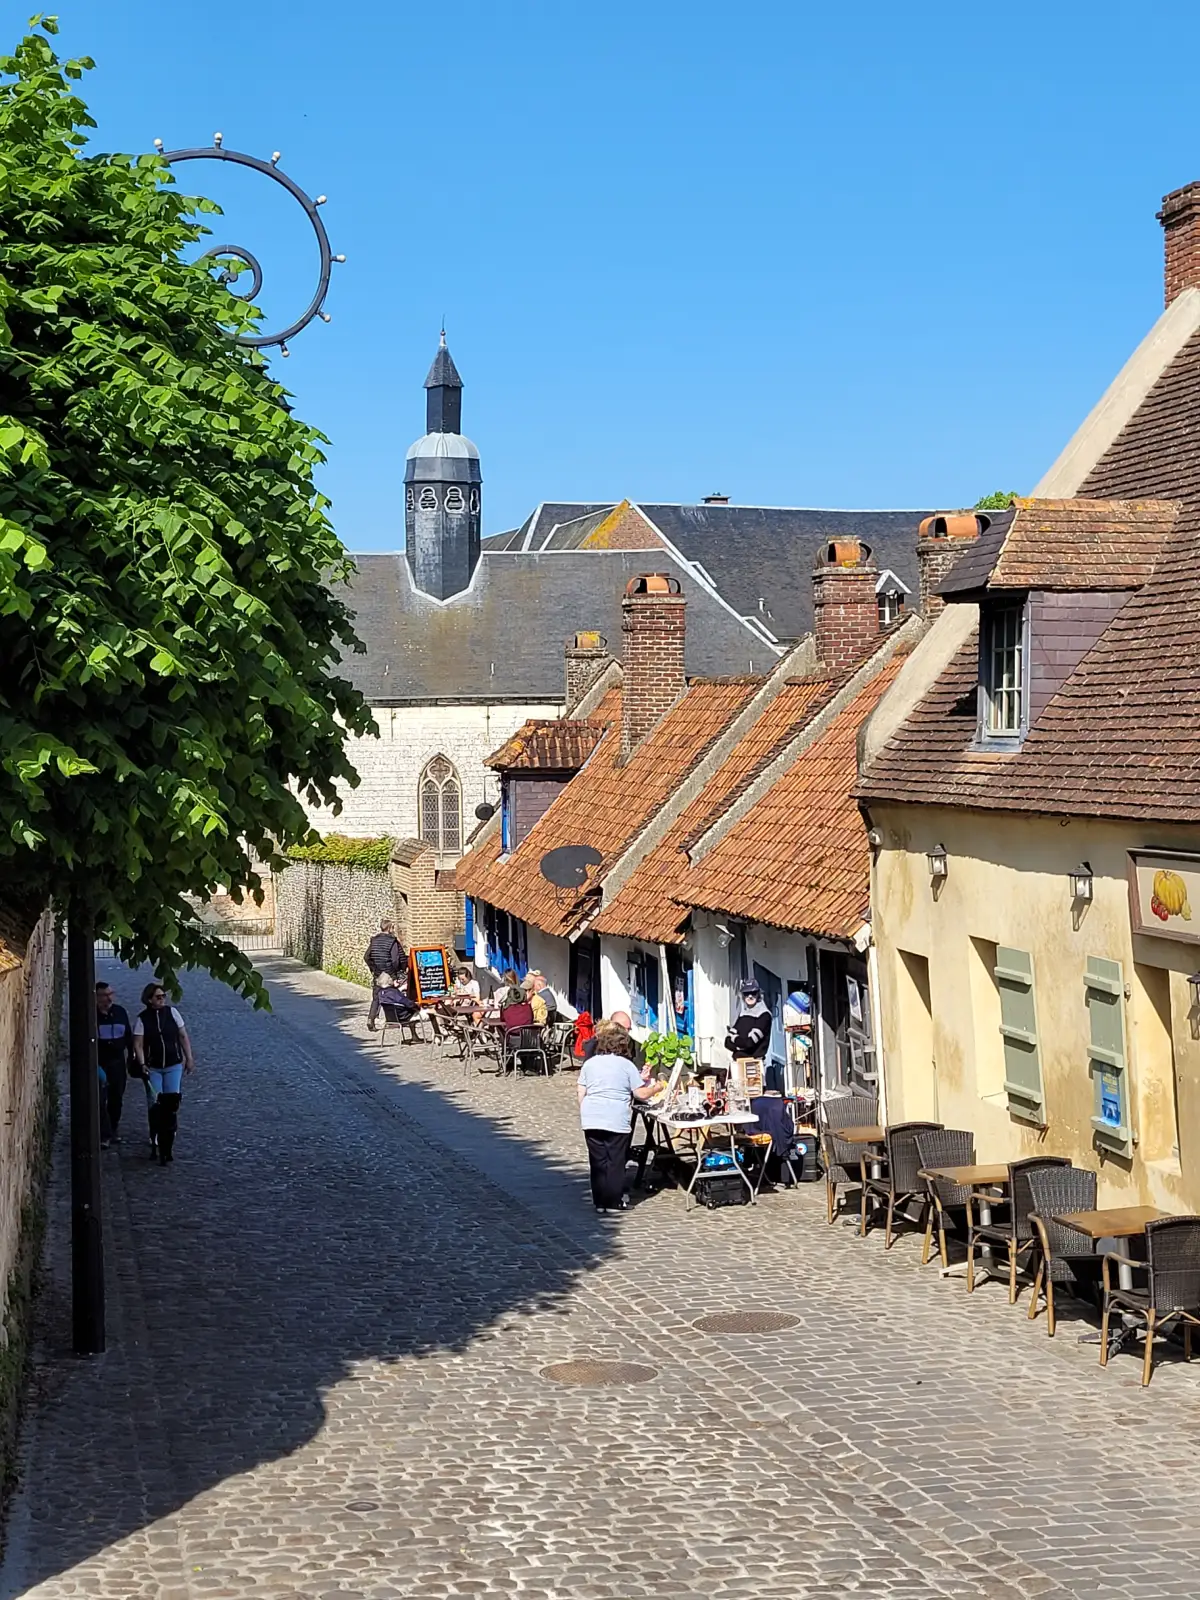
[286,834,393,872]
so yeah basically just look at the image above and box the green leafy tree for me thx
[0,18,372,1004]
[974,491,1020,510]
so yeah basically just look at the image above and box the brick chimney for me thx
[563,630,608,709]
[811,538,880,674]
[917,513,985,617]
[1159,182,1200,307]
[621,574,686,758]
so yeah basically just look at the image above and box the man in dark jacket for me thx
[365,919,405,1030]
[95,981,133,1144]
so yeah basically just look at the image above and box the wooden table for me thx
[831,1125,885,1143]
[1055,1206,1172,1290]
[920,1163,1009,1187]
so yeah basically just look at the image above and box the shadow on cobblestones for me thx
[2,956,618,1595]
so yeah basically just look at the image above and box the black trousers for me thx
[367,983,383,1025]
[99,1057,127,1136]
[584,1128,631,1209]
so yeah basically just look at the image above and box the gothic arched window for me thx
[419,755,462,855]
[419,486,437,511]
[444,485,465,512]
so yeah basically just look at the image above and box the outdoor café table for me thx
[920,1164,1009,1278]
[650,1109,760,1212]
[1052,1206,1172,1292]
[832,1124,886,1180]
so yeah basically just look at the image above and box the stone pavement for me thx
[4,957,1200,1600]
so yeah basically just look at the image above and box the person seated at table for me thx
[499,977,535,1029]
[376,973,418,1019]
[453,964,481,1002]
[494,968,524,1009]
[526,970,560,1024]
[579,1011,645,1067]
[521,972,549,1025]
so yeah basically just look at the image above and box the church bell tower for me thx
[404,334,482,600]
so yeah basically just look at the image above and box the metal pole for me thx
[67,915,105,1355]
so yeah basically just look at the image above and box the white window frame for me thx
[418,755,463,858]
[977,597,1029,748]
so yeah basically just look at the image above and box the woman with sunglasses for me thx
[132,983,196,1164]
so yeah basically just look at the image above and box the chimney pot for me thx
[620,573,686,758]
[702,492,730,505]
[1159,181,1200,307]
[916,510,985,616]
[811,539,880,674]
[563,631,609,710]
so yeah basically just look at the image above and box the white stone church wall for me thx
[304,701,562,839]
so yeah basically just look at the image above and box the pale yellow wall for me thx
[869,803,1200,1211]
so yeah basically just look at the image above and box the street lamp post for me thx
[68,135,340,1355]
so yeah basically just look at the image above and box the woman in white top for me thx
[577,1021,658,1213]
[133,982,195,1165]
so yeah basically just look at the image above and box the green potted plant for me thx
[643,1030,695,1080]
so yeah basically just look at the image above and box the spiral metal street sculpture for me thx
[155,132,344,355]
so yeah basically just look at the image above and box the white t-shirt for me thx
[454,979,481,1000]
[133,1008,185,1036]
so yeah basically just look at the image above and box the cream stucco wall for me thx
[869,802,1200,1211]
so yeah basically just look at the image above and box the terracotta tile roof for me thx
[594,679,838,944]
[486,718,606,772]
[454,680,758,936]
[939,497,1179,596]
[679,661,906,936]
[862,321,1200,822]
[861,331,1200,822]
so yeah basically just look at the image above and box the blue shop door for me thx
[752,963,786,1087]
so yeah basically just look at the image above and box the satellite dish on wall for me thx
[475,802,496,822]
[539,844,602,890]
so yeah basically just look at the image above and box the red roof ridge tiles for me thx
[676,658,909,938]
[486,717,610,772]
[454,679,757,937]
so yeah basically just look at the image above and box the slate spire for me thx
[404,334,482,600]
[424,329,463,433]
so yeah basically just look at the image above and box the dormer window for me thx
[878,590,904,627]
[979,599,1027,744]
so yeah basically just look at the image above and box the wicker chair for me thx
[913,1129,975,1269]
[861,1122,942,1247]
[966,1155,1069,1301]
[1026,1166,1100,1337]
[1101,1215,1200,1387]
[819,1094,878,1226]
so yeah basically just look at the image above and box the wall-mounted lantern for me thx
[927,843,948,882]
[1069,861,1094,903]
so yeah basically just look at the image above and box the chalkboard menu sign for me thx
[410,946,451,1003]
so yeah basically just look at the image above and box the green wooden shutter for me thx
[1085,956,1130,1149]
[995,946,1046,1124]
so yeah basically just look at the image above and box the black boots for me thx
[150,1093,181,1165]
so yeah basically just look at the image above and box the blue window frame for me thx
[482,902,527,978]
[627,949,660,1031]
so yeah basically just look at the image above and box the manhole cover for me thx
[541,1359,658,1386]
[693,1312,801,1334]
[345,1500,379,1512]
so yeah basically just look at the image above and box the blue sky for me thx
[45,2,1200,546]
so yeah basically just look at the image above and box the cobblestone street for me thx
[4,956,1200,1599]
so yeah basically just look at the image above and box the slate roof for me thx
[487,718,607,772]
[340,551,778,702]
[861,328,1200,823]
[594,678,839,945]
[682,659,907,936]
[484,504,616,552]
[637,504,930,641]
[454,680,759,937]
[939,499,1178,596]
